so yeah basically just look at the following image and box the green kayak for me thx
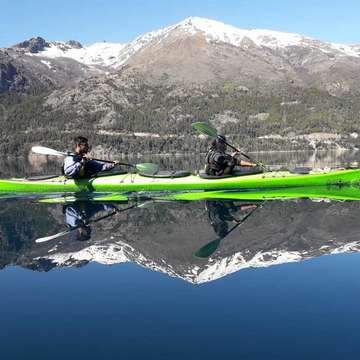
[1,168,360,193]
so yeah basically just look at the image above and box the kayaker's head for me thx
[74,136,90,155]
[210,135,227,152]
[76,225,92,241]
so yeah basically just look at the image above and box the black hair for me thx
[74,136,89,146]
[76,226,92,241]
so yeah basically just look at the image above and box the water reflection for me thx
[196,200,259,258]
[1,194,360,283]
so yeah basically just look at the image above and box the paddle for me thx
[35,202,140,243]
[195,202,262,258]
[192,122,266,170]
[31,146,159,173]
[195,221,241,258]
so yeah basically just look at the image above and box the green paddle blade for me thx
[135,163,159,174]
[195,238,222,258]
[192,122,218,138]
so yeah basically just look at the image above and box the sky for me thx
[0,0,359,47]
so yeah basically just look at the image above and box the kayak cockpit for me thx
[139,170,191,178]
[198,167,263,179]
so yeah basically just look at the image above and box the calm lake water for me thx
[1,151,360,359]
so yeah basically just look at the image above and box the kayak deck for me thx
[1,168,360,193]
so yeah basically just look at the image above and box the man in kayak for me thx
[63,136,117,178]
[205,135,257,176]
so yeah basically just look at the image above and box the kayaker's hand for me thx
[231,151,240,157]
[82,154,92,163]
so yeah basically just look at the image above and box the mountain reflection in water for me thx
[1,193,360,284]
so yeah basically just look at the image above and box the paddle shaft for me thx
[93,158,135,168]
[36,203,138,243]
[222,140,252,161]
[221,138,264,168]
[71,154,135,167]
[196,202,262,258]
[33,146,135,167]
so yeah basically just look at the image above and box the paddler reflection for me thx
[206,200,258,237]
[64,202,118,241]
[35,199,136,244]
[196,200,260,258]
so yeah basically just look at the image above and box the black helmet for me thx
[210,135,227,150]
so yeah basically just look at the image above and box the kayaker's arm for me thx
[63,155,83,177]
[84,159,115,174]
[231,151,257,167]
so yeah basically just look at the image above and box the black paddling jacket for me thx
[205,149,236,176]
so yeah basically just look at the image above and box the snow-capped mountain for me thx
[117,16,360,63]
[3,16,360,93]
[110,17,360,90]
[18,17,360,69]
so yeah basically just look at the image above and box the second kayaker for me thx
[63,136,117,178]
[205,135,257,176]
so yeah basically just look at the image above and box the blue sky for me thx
[1,0,359,47]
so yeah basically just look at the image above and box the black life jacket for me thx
[205,149,235,175]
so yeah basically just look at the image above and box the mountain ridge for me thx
[7,17,360,69]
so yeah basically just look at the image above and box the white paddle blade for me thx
[32,146,68,157]
[35,229,71,243]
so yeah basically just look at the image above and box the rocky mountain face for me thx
[0,37,102,94]
[1,198,360,284]
[115,17,360,94]
[4,17,360,94]
[1,17,360,155]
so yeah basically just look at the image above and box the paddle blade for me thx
[192,122,218,138]
[135,163,159,174]
[32,146,68,157]
[195,238,221,258]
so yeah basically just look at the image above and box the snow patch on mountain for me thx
[41,243,129,265]
[40,60,53,69]
[195,250,303,284]
[177,17,308,48]
[176,17,360,58]
[31,42,126,67]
